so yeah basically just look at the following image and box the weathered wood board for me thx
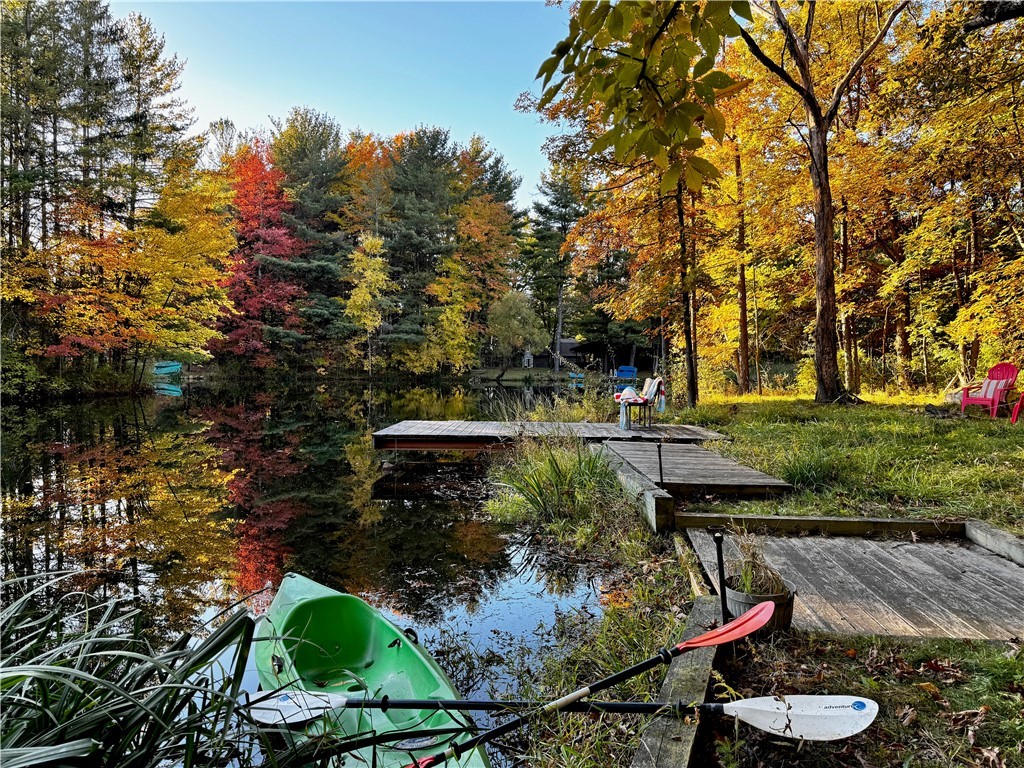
[604,442,792,499]
[630,596,719,768]
[372,420,727,450]
[687,529,1024,640]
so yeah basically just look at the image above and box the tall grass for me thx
[488,438,625,525]
[486,439,698,766]
[0,574,288,768]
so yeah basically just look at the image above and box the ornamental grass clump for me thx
[0,574,294,768]
[488,438,626,525]
[726,531,787,596]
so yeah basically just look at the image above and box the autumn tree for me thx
[341,131,400,236]
[210,141,308,368]
[487,290,548,367]
[542,1,912,403]
[344,233,392,374]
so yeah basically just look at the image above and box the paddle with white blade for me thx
[249,690,877,742]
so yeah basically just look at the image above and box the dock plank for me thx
[685,530,1023,640]
[372,420,728,450]
[605,442,792,498]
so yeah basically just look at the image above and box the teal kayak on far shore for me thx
[254,573,491,767]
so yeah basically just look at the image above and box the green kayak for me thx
[254,572,491,767]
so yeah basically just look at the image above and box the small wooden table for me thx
[623,400,653,429]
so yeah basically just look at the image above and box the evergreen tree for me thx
[270,107,352,346]
[522,170,585,371]
[381,126,458,357]
[113,12,191,230]
[573,248,652,371]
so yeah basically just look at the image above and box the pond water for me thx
[2,378,605,704]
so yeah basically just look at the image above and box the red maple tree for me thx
[210,141,308,367]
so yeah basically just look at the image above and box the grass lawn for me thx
[662,395,1024,535]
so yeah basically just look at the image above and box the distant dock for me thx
[371,420,726,451]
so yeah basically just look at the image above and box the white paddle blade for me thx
[248,689,349,725]
[723,695,878,741]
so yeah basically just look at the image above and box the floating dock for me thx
[371,420,726,451]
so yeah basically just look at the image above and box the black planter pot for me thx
[724,578,795,633]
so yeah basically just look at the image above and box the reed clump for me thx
[487,438,630,526]
[0,574,303,768]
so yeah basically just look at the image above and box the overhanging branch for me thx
[823,1,909,127]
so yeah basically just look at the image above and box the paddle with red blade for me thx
[404,600,775,767]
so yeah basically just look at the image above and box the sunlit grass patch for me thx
[669,398,1023,533]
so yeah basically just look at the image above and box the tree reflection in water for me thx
[2,380,602,662]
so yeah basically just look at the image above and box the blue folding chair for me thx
[613,365,638,393]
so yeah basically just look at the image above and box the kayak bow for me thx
[254,573,489,767]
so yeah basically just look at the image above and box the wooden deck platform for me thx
[603,442,792,498]
[372,420,726,451]
[687,528,1024,640]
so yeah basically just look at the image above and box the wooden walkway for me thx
[372,420,726,451]
[603,442,792,498]
[687,528,1024,640]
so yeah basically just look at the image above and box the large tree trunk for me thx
[807,124,846,403]
[675,180,698,407]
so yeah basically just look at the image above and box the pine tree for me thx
[382,127,458,356]
[270,107,352,346]
[113,12,191,230]
[523,170,585,371]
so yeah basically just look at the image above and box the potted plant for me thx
[724,530,795,633]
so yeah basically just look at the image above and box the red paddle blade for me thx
[675,601,774,651]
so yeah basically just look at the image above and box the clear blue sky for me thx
[108,1,572,210]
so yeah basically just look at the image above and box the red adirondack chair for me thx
[961,362,1019,417]
[1011,392,1023,425]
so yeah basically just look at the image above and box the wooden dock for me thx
[687,528,1024,640]
[603,442,793,498]
[372,420,726,451]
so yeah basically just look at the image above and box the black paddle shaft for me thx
[413,649,675,766]
[357,696,704,716]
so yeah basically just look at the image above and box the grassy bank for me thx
[486,439,701,766]
[657,396,1023,534]
[485,411,1023,767]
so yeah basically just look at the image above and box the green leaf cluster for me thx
[539,0,751,192]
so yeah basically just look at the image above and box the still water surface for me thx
[2,378,604,700]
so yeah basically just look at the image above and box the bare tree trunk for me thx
[881,304,889,389]
[552,282,564,373]
[752,264,763,395]
[735,141,750,394]
[895,292,912,389]
[674,179,698,407]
